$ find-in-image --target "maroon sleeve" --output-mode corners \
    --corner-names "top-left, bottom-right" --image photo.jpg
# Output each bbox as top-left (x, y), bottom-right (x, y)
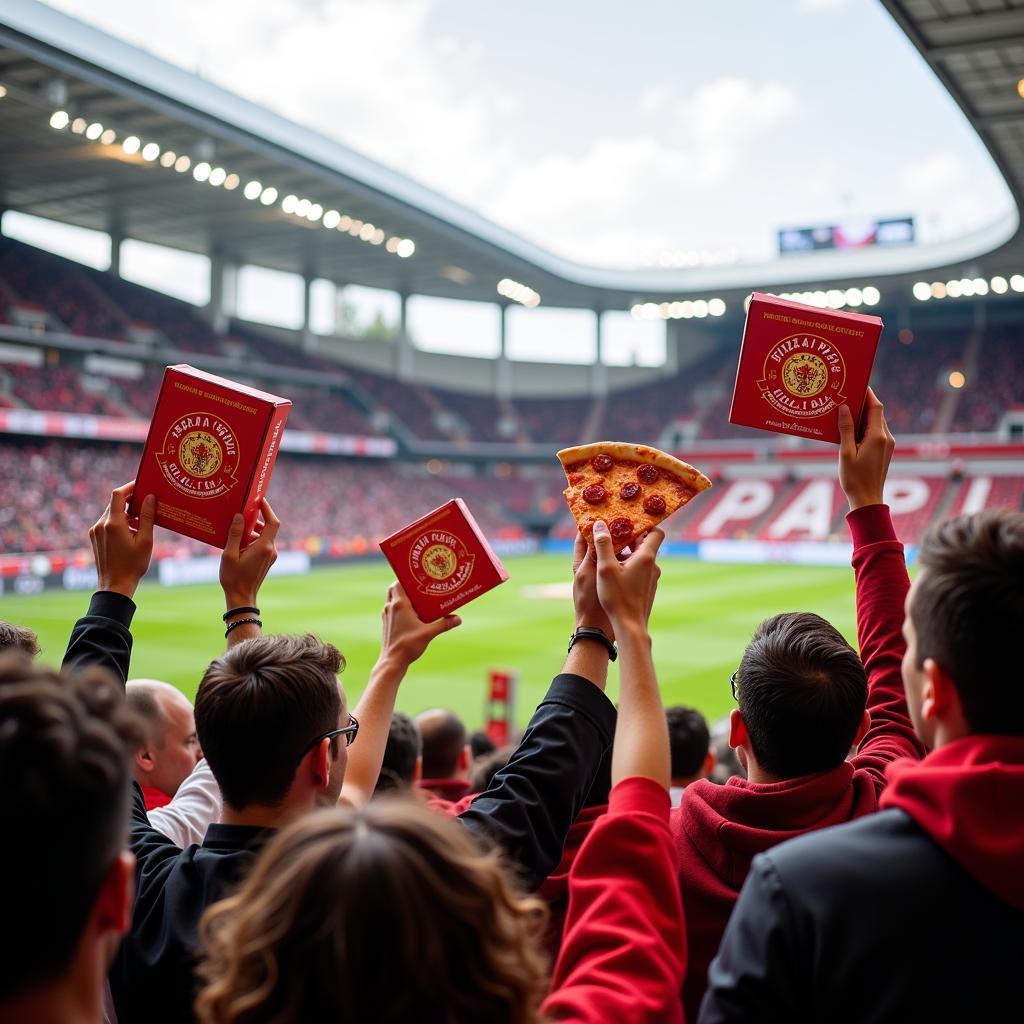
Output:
top-left (542, 777), bottom-right (685, 1024)
top-left (847, 504), bottom-right (927, 791)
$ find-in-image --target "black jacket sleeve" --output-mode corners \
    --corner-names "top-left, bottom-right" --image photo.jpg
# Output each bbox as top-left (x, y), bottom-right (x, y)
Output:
top-left (457, 673), bottom-right (616, 891)
top-left (698, 854), bottom-right (803, 1023)
top-left (62, 591), bottom-right (136, 688)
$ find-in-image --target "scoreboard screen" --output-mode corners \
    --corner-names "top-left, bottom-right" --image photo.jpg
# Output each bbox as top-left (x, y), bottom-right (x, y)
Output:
top-left (778, 217), bottom-right (914, 256)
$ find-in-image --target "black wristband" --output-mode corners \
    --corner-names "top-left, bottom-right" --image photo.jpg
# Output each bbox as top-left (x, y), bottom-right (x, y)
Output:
top-left (568, 626), bottom-right (617, 662)
top-left (223, 606), bottom-right (260, 622)
top-left (225, 617), bottom-right (261, 637)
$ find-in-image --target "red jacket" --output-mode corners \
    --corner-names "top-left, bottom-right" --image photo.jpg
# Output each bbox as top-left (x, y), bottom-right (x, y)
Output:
top-left (673, 502), bottom-right (926, 1017)
top-left (542, 777), bottom-right (685, 1024)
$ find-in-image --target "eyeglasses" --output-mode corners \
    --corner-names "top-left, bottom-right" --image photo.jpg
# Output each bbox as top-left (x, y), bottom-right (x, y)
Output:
top-left (730, 671), bottom-right (739, 701)
top-left (299, 714), bottom-right (359, 760)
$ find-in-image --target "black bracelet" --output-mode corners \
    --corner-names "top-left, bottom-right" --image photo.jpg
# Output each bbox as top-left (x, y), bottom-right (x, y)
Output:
top-left (225, 617), bottom-right (262, 637)
top-left (223, 606), bottom-right (260, 622)
top-left (568, 626), bottom-right (617, 662)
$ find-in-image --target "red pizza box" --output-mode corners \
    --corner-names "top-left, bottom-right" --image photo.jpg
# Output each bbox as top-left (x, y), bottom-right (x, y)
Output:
top-left (379, 498), bottom-right (510, 622)
top-left (729, 292), bottom-right (883, 444)
top-left (128, 364), bottom-right (291, 548)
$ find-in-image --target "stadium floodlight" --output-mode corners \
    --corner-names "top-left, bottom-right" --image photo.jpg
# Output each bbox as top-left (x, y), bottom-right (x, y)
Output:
top-left (100, 128), bottom-right (117, 145)
top-left (307, 203), bottom-right (323, 222)
top-left (1018, 79), bottom-right (1024, 100)
top-left (159, 150), bottom-right (176, 168)
top-left (192, 161), bottom-right (211, 182)
top-left (359, 222), bottom-right (376, 241)
top-left (844, 287), bottom-right (863, 307)
top-left (991, 276), bottom-right (1008, 294)
top-left (338, 215), bottom-right (353, 231)
top-left (826, 289), bottom-right (845, 309)
top-left (396, 239), bottom-right (416, 258)
top-left (224, 174), bottom-right (240, 190)
top-left (347, 219), bottom-right (364, 236)
top-left (142, 142), bottom-right (160, 162)
top-left (668, 302), bottom-right (682, 319)
top-left (174, 154), bottom-right (192, 173)
top-left (49, 110), bottom-right (70, 130)
top-left (385, 235), bottom-right (401, 253)
top-left (243, 180), bottom-right (262, 200)
top-left (122, 135), bottom-right (141, 155)
top-left (259, 186), bottom-right (278, 205)
top-left (931, 281), bottom-right (947, 299)
top-left (208, 167), bottom-right (227, 187)
top-left (0, 84), bottom-right (7, 99)
top-left (862, 286), bottom-right (880, 306)
top-left (912, 282), bottom-right (931, 301)
top-left (1011, 274), bottom-right (1024, 293)
top-left (709, 297), bottom-right (726, 316)
top-left (85, 122), bottom-right (103, 141)
top-left (946, 280), bottom-right (962, 298)
top-left (948, 370), bottom-right (965, 390)
top-left (692, 299), bottom-right (709, 318)
top-left (630, 304), bottom-right (643, 320)
top-left (322, 210), bottom-right (341, 229)
top-left (281, 194), bottom-right (298, 214)
top-left (371, 228), bottom-right (385, 245)
top-left (71, 117), bottom-right (87, 134)
top-left (680, 300), bottom-right (694, 318)
top-left (972, 278), bottom-right (988, 296)
top-left (811, 290), bottom-right (827, 307)
top-left (294, 198), bottom-right (311, 217)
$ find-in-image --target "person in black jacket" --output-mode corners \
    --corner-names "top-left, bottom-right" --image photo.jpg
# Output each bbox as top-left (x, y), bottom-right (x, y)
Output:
top-left (66, 482), bottom-right (618, 1023)
top-left (700, 509), bottom-right (1024, 1023)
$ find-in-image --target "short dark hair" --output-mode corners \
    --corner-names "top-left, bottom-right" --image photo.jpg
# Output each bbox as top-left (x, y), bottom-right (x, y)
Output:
top-left (195, 634), bottom-right (344, 809)
top-left (913, 510), bottom-right (1024, 735)
top-left (666, 705), bottom-right (711, 778)
top-left (0, 654), bottom-right (140, 1000)
top-left (469, 729), bottom-right (497, 761)
top-left (736, 612), bottom-right (867, 778)
top-left (418, 709), bottom-right (467, 779)
top-left (0, 620), bottom-right (40, 658)
top-left (375, 712), bottom-right (422, 795)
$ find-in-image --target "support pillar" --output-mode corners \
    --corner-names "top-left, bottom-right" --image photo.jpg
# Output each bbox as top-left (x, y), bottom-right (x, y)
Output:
top-left (495, 302), bottom-right (512, 399)
top-left (109, 230), bottom-right (123, 278)
top-left (207, 252), bottom-right (229, 335)
top-left (301, 273), bottom-right (315, 351)
top-left (396, 291), bottom-right (414, 381)
top-left (592, 309), bottom-right (608, 396)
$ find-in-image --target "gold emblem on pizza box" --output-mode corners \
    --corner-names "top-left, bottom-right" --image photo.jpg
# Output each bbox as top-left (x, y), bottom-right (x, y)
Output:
top-left (757, 334), bottom-right (847, 418)
top-left (157, 412), bottom-right (241, 500)
top-left (409, 530), bottom-right (475, 596)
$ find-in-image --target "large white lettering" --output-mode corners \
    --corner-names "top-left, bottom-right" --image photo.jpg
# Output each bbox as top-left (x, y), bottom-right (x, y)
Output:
top-left (698, 480), bottom-right (775, 537)
top-left (767, 479), bottom-right (836, 540)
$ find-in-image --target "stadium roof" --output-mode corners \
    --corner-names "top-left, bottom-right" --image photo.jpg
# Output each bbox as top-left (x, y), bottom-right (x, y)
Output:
top-left (0, 0), bottom-right (1021, 311)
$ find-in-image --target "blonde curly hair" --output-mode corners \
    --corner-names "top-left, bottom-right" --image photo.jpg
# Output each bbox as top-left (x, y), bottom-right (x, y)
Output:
top-left (197, 800), bottom-right (549, 1024)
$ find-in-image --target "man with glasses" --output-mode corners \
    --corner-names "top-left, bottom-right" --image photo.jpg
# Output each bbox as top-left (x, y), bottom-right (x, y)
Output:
top-left (672, 391), bottom-right (927, 1019)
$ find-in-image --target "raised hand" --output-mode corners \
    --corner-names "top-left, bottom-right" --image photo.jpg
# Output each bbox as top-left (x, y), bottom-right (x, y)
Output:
top-left (572, 531), bottom-right (615, 639)
top-left (379, 581), bottom-right (461, 669)
top-left (219, 499), bottom-right (280, 611)
top-left (90, 481), bottom-right (156, 599)
top-left (591, 521), bottom-right (664, 635)
top-left (838, 387), bottom-right (895, 511)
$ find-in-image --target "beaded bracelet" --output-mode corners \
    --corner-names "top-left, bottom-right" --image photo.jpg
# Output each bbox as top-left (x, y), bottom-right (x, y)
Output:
top-left (225, 616), bottom-right (262, 637)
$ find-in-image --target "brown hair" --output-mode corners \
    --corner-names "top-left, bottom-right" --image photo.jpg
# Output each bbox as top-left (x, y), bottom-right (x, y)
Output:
top-left (195, 634), bottom-right (344, 809)
top-left (0, 654), bottom-right (141, 999)
top-left (0, 620), bottom-right (40, 658)
top-left (197, 802), bottom-right (549, 1024)
top-left (913, 510), bottom-right (1024, 734)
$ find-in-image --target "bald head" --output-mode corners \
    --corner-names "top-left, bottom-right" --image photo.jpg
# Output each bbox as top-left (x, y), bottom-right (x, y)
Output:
top-left (415, 708), bottom-right (468, 780)
top-left (126, 680), bottom-right (200, 798)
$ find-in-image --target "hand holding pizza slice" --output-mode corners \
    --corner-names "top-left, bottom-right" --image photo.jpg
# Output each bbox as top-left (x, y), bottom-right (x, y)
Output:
top-left (557, 442), bottom-right (712, 553)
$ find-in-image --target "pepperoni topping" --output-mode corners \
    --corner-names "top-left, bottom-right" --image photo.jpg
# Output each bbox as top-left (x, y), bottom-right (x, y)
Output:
top-left (591, 454), bottom-right (614, 473)
top-left (620, 481), bottom-right (641, 500)
top-left (637, 463), bottom-right (660, 484)
top-left (582, 483), bottom-right (607, 504)
top-left (643, 494), bottom-right (667, 516)
top-left (568, 473), bottom-right (585, 485)
top-left (609, 517), bottom-right (634, 541)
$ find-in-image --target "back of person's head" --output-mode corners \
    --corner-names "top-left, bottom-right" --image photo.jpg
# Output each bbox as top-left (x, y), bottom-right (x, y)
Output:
top-left (912, 510), bottom-right (1024, 735)
top-left (374, 711), bottom-right (422, 795)
top-left (416, 707), bottom-right (468, 779)
top-left (0, 620), bottom-right (39, 658)
top-left (736, 611), bottom-right (867, 778)
top-left (198, 802), bottom-right (547, 1024)
top-left (0, 654), bottom-right (140, 1002)
top-left (195, 634), bottom-right (344, 809)
top-left (666, 705), bottom-right (711, 781)
top-left (470, 729), bottom-right (497, 760)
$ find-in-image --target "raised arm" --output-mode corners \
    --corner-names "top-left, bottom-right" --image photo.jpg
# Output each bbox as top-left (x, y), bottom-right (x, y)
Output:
top-left (542, 523), bottom-right (686, 1024)
top-left (340, 583), bottom-right (460, 808)
top-left (63, 482), bottom-right (155, 686)
top-left (458, 532), bottom-right (617, 890)
top-left (838, 390), bottom-right (927, 785)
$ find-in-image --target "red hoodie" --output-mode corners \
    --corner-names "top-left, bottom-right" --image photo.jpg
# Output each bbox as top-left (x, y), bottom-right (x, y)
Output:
top-left (542, 777), bottom-right (685, 1024)
top-left (880, 734), bottom-right (1024, 910)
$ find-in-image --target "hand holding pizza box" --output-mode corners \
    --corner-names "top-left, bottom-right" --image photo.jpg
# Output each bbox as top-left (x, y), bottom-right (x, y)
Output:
top-left (379, 499), bottom-right (509, 622)
top-left (128, 364), bottom-right (291, 549)
top-left (728, 292), bottom-right (883, 444)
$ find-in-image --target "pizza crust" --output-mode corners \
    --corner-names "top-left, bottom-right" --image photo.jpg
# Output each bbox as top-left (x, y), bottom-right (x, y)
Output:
top-left (557, 442), bottom-right (712, 493)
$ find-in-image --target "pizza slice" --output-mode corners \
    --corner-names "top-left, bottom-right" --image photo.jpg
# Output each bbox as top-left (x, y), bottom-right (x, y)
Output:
top-left (557, 442), bottom-right (712, 552)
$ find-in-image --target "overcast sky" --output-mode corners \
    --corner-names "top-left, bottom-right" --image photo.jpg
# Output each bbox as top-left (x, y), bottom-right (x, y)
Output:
top-left (9, 0), bottom-right (1013, 361)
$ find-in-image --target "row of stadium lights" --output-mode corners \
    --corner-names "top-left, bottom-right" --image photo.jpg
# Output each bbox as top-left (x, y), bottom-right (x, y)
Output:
top-left (47, 110), bottom-right (416, 259)
top-left (496, 278), bottom-right (541, 307)
top-left (631, 298), bottom-right (727, 320)
top-left (912, 275), bottom-right (1024, 301)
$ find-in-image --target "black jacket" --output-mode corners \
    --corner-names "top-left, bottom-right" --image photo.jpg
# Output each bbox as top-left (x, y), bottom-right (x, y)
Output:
top-left (65, 592), bottom-right (616, 1024)
top-left (700, 808), bottom-right (1024, 1023)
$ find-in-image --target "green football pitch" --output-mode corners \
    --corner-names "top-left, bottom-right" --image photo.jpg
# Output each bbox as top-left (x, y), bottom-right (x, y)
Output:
top-left (3, 554), bottom-right (860, 730)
